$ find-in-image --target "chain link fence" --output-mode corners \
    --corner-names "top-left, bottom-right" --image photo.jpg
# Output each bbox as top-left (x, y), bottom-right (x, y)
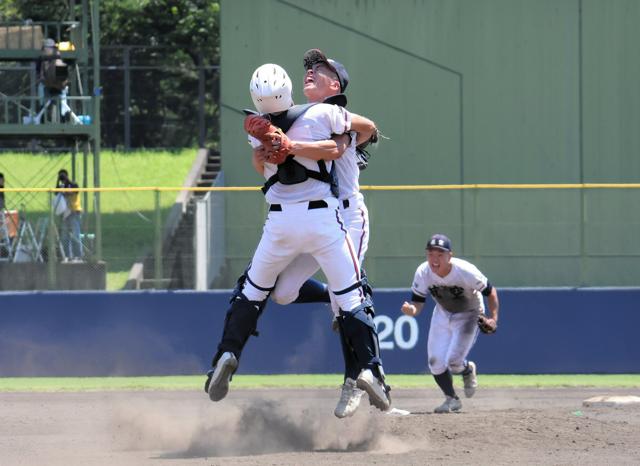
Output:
top-left (101, 46), bottom-right (219, 149)
top-left (0, 188), bottom-right (186, 291)
top-left (3, 184), bottom-right (640, 292)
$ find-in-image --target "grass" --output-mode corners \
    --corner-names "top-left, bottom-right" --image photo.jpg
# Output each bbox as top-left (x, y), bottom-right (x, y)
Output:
top-left (1, 374), bottom-right (639, 392)
top-left (0, 149), bottom-right (198, 289)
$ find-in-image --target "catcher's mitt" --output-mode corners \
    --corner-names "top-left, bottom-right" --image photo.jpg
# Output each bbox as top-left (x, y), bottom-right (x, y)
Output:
top-left (478, 315), bottom-right (497, 334)
top-left (355, 128), bottom-right (378, 170)
top-left (244, 114), bottom-right (292, 164)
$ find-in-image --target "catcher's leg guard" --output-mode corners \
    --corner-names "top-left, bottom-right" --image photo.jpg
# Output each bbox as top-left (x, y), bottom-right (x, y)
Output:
top-left (211, 296), bottom-right (263, 366)
top-left (338, 302), bottom-right (384, 379)
top-left (294, 278), bottom-right (331, 303)
top-left (360, 267), bottom-right (374, 301)
top-left (230, 263), bottom-right (270, 312)
top-left (229, 263), bottom-right (250, 303)
top-left (336, 316), bottom-right (361, 381)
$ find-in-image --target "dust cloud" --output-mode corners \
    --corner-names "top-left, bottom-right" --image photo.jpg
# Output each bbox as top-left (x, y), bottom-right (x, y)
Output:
top-left (110, 397), bottom-right (410, 458)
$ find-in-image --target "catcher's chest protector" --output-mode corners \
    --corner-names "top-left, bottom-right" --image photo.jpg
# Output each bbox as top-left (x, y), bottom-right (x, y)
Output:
top-left (261, 102), bottom-right (339, 197)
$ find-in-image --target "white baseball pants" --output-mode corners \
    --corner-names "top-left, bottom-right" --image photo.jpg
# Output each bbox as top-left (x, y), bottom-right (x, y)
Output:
top-left (242, 197), bottom-right (364, 312)
top-left (269, 194), bottom-right (369, 312)
top-left (427, 307), bottom-right (480, 375)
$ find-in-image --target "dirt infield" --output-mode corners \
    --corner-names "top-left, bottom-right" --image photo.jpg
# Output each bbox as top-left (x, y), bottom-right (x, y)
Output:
top-left (1, 387), bottom-right (639, 465)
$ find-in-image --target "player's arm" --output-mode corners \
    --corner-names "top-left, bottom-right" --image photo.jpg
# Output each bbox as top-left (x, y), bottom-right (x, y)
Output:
top-left (349, 113), bottom-right (377, 146)
top-left (251, 146), bottom-right (267, 175)
top-left (288, 133), bottom-right (351, 161)
top-left (484, 286), bottom-right (499, 324)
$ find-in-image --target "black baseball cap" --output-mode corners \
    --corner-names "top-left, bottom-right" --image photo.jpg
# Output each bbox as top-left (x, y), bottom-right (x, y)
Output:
top-left (426, 234), bottom-right (452, 252)
top-left (303, 48), bottom-right (349, 92)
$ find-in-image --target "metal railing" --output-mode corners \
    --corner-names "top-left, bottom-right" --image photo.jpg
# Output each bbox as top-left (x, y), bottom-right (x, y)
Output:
top-left (0, 94), bottom-right (94, 126)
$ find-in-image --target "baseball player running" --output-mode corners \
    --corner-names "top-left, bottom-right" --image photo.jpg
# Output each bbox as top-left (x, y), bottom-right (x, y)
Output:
top-left (264, 49), bottom-right (379, 418)
top-left (205, 62), bottom-right (391, 413)
top-left (401, 234), bottom-right (499, 413)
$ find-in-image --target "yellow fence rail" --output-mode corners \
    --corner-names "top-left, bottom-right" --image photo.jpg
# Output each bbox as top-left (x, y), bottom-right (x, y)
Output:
top-left (3, 183), bottom-right (640, 193)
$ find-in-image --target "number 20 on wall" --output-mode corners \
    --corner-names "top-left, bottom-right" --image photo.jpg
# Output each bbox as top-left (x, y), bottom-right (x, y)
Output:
top-left (374, 315), bottom-right (419, 350)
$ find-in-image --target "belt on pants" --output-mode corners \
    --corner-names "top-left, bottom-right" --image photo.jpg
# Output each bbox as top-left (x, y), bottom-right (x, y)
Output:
top-left (269, 200), bottom-right (329, 212)
top-left (341, 199), bottom-right (350, 209)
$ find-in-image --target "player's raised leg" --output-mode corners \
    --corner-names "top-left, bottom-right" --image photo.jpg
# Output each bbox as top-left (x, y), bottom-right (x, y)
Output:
top-left (312, 231), bottom-right (390, 412)
top-left (205, 218), bottom-right (299, 402)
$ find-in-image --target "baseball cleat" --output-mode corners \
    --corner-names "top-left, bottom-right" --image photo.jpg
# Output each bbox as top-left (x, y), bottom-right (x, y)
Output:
top-left (462, 361), bottom-right (478, 398)
top-left (356, 369), bottom-right (391, 412)
top-left (434, 396), bottom-right (462, 413)
top-left (206, 352), bottom-right (238, 402)
top-left (334, 377), bottom-right (364, 418)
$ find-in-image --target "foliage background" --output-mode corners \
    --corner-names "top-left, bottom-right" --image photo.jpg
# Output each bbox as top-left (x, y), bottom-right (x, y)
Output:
top-left (1, 0), bottom-right (220, 148)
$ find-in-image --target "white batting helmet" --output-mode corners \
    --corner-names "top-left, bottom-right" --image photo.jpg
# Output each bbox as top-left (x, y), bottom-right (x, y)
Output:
top-left (249, 63), bottom-right (293, 114)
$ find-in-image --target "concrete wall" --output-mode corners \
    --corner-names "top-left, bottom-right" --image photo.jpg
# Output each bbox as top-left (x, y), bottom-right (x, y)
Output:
top-left (1, 289), bottom-right (638, 376)
top-left (216, 0), bottom-right (640, 287)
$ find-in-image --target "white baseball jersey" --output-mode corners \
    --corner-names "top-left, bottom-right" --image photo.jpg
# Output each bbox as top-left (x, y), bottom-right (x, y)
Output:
top-left (410, 257), bottom-right (489, 375)
top-left (269, 129), bottom-right (370, 309)
top-left (242, 104), bottom-right (365, 314)
top-left (411, 258), bottom-right (488, 313)
top-left (249, 103), bottom-right (351, 205)
top-left (334, 133), bottom-right (360, 199)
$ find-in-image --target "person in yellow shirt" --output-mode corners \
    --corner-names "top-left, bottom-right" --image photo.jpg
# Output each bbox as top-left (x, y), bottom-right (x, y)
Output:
top-left (56, 169), bottom-right (83, 261)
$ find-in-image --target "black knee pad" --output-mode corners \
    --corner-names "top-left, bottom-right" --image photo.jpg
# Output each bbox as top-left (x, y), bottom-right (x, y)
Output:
top-left (230, 262), bottom-right (252, 303)
top-left (230, 262), bottom-right (269, 313)
top-left (338, 303), bottom-right (383, 377)
top-left (213, 296), bottom-right (263, 365)
top-left (294, 278), bottom-right (330, 303)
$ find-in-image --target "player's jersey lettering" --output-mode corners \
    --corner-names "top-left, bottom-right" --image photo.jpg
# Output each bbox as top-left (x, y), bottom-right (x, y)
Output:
top-left (428, 285), bottom-right (474, 312)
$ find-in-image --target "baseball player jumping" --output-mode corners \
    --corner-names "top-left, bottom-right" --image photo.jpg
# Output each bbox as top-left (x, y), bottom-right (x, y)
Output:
top-left (401, 234), bottom-right (499, 413)
top-left (205, 62), bottom-right (391, 413)
top-left (265, 49), bottom-right (379, 418)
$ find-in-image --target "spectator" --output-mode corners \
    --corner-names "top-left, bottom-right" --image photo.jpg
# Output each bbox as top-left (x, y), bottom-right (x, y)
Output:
top-left (56, 169), bottom-right (83, 261)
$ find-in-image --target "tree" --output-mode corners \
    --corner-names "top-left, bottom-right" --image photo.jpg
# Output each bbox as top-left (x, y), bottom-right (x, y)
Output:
top-left (4, 0), bottom-right (221, 148)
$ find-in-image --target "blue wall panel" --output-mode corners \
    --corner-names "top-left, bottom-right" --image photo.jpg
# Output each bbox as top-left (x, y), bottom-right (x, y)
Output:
top-left (0, 289), bottom-right (638, 376)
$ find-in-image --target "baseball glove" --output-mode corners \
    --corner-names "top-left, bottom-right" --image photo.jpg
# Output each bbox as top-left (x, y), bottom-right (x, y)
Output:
top-left (478, 315), bottom-right (497, 334)
top-left (244, 114), bottom-right (292, 164)
top-left (355, 128), bottom-right (378, 170)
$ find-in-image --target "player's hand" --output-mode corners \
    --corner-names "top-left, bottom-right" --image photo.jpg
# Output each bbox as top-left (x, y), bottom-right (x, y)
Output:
top-left (478, 315), bottom-right (498, 334)
top-left (401, 301), bottom-right (417, 317)
top-left (262, 130), bottom-right (292, 164)
top-left (264, 130), bottom-right (291, 150)
top-left (254, 146), bottom-right (268, 163)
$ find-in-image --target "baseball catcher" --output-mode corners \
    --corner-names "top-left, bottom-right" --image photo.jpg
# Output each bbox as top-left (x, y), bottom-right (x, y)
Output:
top-left (205, 61), bottom-right (391, 417)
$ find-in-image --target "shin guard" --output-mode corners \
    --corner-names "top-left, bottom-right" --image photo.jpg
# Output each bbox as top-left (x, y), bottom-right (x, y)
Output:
top-left (212, 297), bottom-right (262, 366)
top-left (336, 317), bottom-right (361, 381)
top-left (338, 303), bottom-right (383, 379)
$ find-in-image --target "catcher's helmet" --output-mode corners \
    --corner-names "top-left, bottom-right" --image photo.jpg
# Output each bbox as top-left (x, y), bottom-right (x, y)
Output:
top-left (250, 63), bottom-right (293, 114)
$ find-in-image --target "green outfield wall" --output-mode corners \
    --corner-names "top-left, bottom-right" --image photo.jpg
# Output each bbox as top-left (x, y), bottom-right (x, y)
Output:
top-left (216, 0), bottom-right (640, 287)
